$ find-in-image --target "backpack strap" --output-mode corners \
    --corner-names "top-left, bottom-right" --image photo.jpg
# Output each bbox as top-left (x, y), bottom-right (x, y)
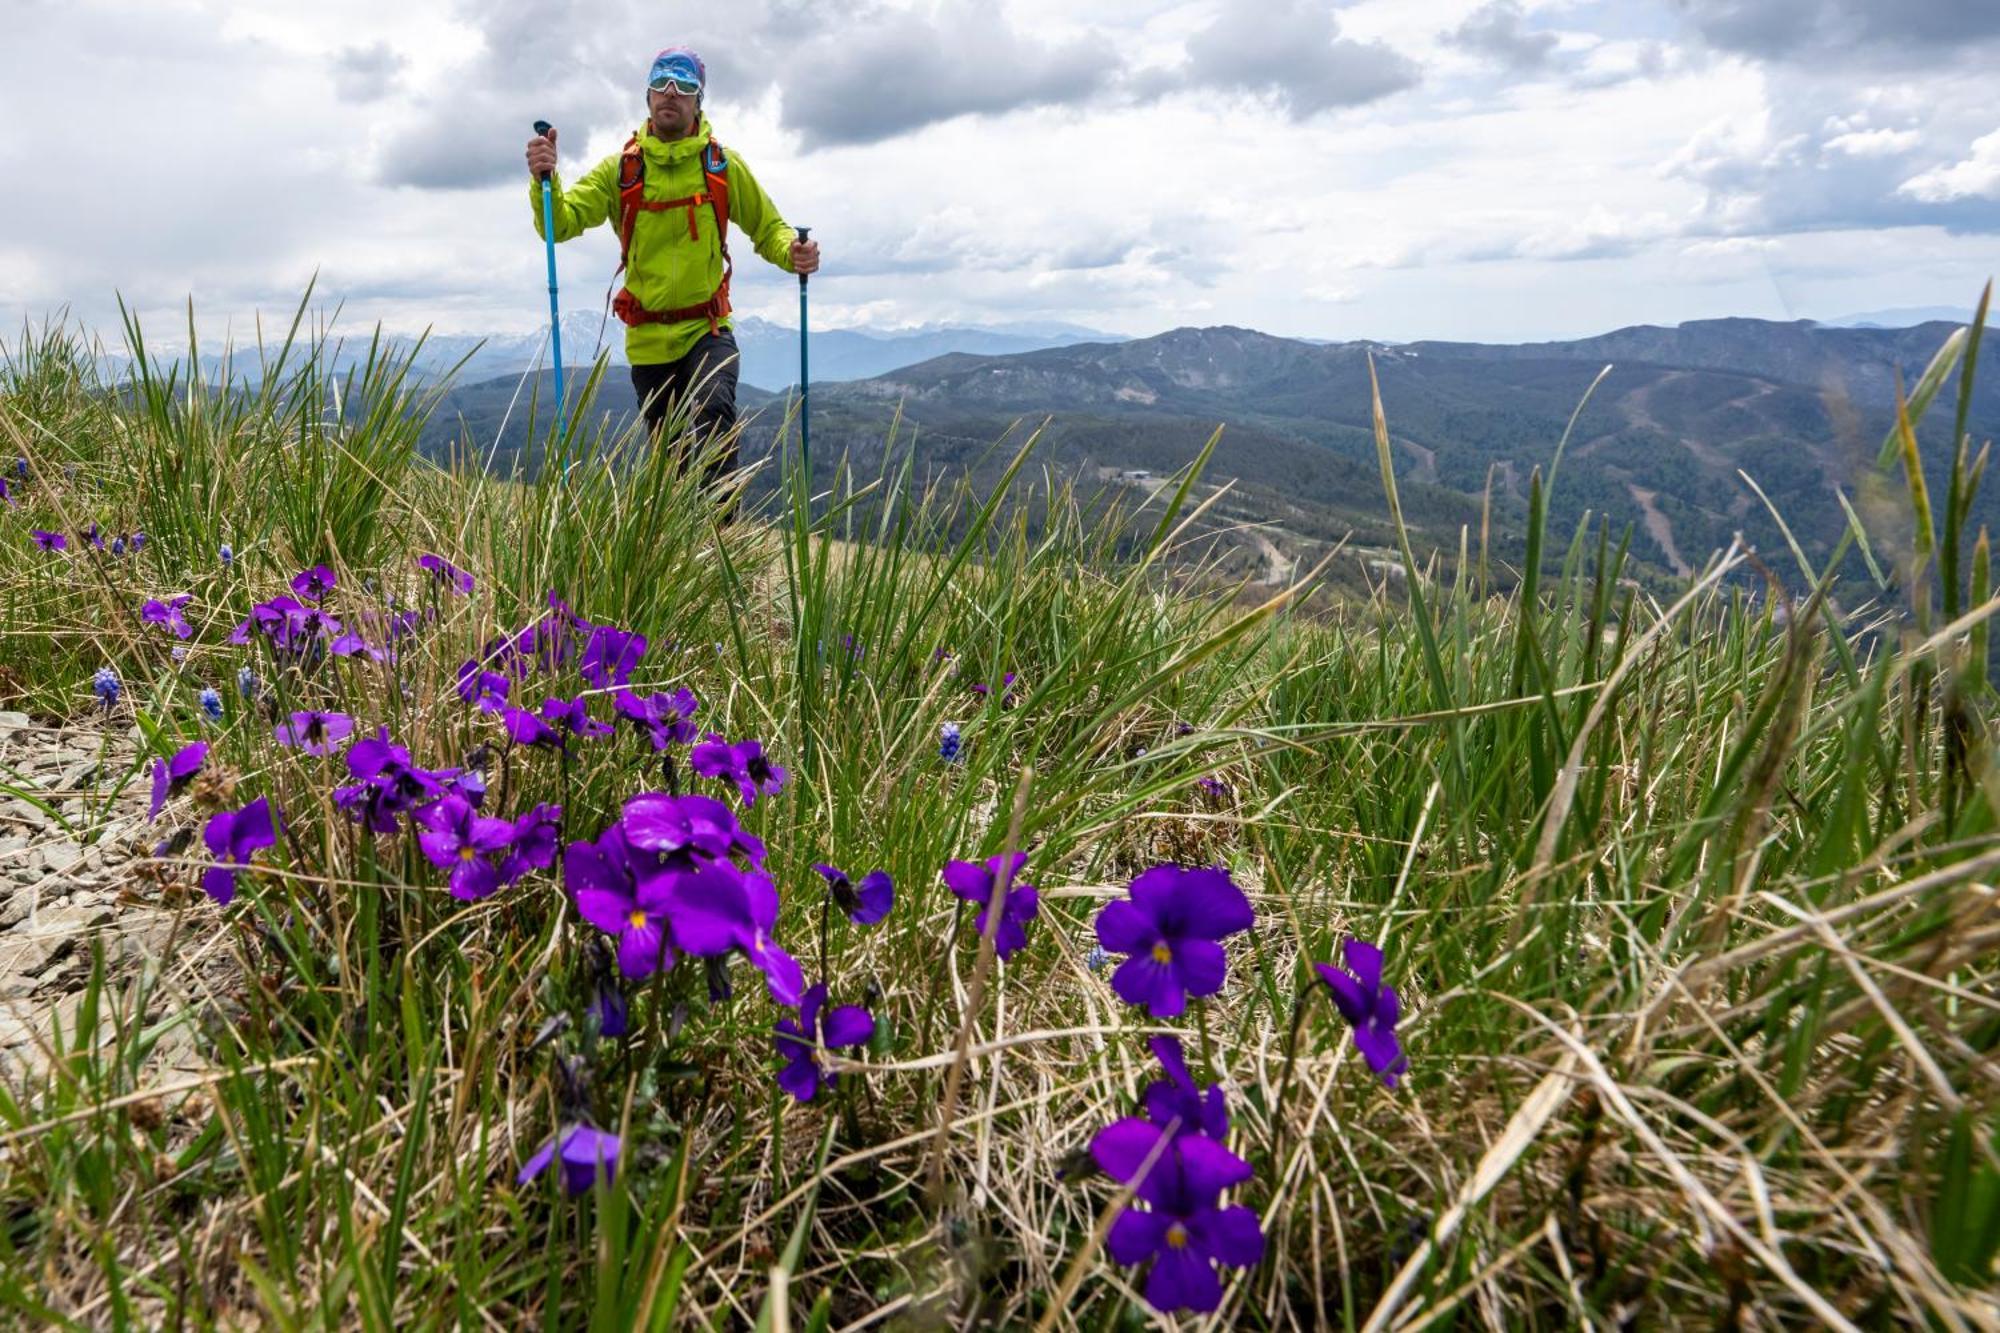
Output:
top-left (612, 133), bottom-right (734, 335)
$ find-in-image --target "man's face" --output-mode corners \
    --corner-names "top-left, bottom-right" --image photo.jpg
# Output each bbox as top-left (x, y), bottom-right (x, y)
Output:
top-left (647, 86), bottom-right (698, 140)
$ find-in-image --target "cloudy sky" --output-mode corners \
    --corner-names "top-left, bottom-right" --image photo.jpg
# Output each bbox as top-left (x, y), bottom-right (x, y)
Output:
top-left (3, 0), bottom-right (1996, 347)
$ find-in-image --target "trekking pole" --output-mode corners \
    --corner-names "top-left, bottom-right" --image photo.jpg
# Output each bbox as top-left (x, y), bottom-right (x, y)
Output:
top-left (532, 120), bottom-right (567, 441)
top-left (796, 226), bottom-right (812, 489)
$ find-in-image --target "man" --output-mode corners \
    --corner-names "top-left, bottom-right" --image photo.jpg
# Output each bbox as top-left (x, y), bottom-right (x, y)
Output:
top-left (524, 46), bottom-right (819, 498)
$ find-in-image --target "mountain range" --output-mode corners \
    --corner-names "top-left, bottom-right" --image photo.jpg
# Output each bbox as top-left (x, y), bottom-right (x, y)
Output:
top-left (418, 311), bottom-right (1992, 592)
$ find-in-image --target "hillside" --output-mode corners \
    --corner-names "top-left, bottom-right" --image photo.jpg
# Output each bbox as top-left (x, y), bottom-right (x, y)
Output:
top-left (422, 315), bottom-right (1995, 588)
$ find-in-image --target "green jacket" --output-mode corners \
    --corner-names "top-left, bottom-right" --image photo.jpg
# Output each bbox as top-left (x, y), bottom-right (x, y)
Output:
top-left (530, 117), bottom-right (797, 366)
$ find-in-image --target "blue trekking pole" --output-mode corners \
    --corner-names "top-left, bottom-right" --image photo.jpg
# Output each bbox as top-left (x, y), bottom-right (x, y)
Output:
top-left (796, 226), bottom-right (811, 488)
top-left (532, 120), bottom-right (566, 431)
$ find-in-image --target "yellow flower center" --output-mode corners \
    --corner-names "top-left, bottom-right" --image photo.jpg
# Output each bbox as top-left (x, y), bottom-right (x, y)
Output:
top-left (1151, 941), bottom-right (1174, 964)
top-left (459, 846), bottom-right (477, 861)
top-left (1165, 1222), bottom-right (1189, 1249)
top-left (628, 909), bottom-right (648, 930)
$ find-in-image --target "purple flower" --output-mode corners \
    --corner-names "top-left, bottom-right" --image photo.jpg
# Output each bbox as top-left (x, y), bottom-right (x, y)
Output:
top-left (614, 687), bottom-right (699, 750)
top-left (970, 671), bottom-right (1017, 697)
top-left (92, 667), bottom-right (121, 711)
top-left (939, 721), bottom-right (962, 763)
top-left (148, 741), bottom-right (209, 821)
top-left (85, 522), bottom-right (104, 550)
top-left (1315, 940), bottom-right (1408, 1088)
top-left (1091, 1118), bottom-right (1263, 1315)
top-left (500, 802), bottom-right (562, 883)
top-left (140, 595), bottom-right (194, 640)
top-left (569, 826), bottom-right (677, 977)
top-left (542, 695), bottom-right (613, 741)
top-left (1195, 775), bottom-right (1231, 798)
top-left (417, 552), bottom-right (474, 595)
top-left (290, 564), bottom-right (337, 602)
top-left (32, 530), bottom-right (67, 552)
top-left (456, 660), bottom-right (510, 712)
top-left (774, 982), bottom-right (874, 1103)
top-left (516, 1123), bottom-right (620, 1195)
top-left (274, 709), bottom-right (355, 756)
top-left (1141, 1035), bottom-right (1228, 1141)
top-left (111, 534), bottom-right (127, 557)
top-left (589, 983), bottom-right (629, 1039)
top-left (1094, 866), bottom-right (1254, 1018)
top-left (502, 705), bottom-right (561, 748)
top-left (200, 796), bottom-right (277, 905)
top-left (661, 864), bottom-right (802, 1004)
top-left (813, 863), bottom-right (894, 926)
top-left (415, 793), bottom-right (517, 900)
top-left (335, 727), bottom-right (446, 834)
top-left (579, 624), bottom-right (647, 689)
top-left (0, 477), bottom-right (11, 507)
top-left (620, 790), bottom-right (767, 866)
top-left (219, 543), bottom-right (233, 568)
top-left (690, 733), bottom-right (787, 807)
top-left (130, 531), bottom-right (146, 552)
top-left (942, 852), bottom-right (1040, 960)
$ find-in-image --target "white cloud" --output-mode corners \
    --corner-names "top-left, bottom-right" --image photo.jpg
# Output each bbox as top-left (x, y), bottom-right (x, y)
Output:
top-left (0, 0), bottom-right (1994, 349)
top-left (1898, 129), bottom-right (2000, 204)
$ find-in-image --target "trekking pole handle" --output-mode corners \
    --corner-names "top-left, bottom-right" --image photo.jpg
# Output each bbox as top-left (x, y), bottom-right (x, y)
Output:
top-left (795, 226), bottom-right (811, 287)
top-left (532, 120), bottom-right (554, 182)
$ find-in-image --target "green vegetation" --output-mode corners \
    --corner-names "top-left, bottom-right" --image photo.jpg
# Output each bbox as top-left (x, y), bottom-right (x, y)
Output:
top-left (0, 289), bottom-right (1994, 1328)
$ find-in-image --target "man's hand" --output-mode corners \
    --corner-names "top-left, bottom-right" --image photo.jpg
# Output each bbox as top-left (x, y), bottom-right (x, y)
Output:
top-left (526, 127), bottom-right (557, 179)
top-left (790, 236), bottom-right (821, 276)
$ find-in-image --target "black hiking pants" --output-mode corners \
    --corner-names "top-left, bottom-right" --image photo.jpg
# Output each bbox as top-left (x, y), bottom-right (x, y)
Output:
top-left (630, 328), bottom-right (740, 497)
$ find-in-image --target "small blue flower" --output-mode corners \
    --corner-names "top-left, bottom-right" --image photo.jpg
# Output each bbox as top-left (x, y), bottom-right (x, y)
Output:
top-left (130, 532), bottom-right (147, 552)
top-left (13, 457), bottom-right (25, 479)
top-left (237, 666), bottom-right (257, 697)
top-left (199, 687), bottom-right (224, 721)
top-left (220, 543), bottom-right (234, 568)
top-left (1086, 944), bottom-right (1111, 972)
top-left (171, 645), bottom-right (188, 663)
top-left (110, 535), bottom-right (127, 557)
top-left (939, 721), bottom-right (962, 763)
top-left (92, 667), bottom-right (121, 711)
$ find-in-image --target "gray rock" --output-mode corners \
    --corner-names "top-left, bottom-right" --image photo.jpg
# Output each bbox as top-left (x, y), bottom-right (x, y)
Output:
top-left (39, 842), bottom-right (86, 877)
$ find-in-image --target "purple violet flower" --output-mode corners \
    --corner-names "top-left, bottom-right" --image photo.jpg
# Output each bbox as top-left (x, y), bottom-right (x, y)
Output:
top-left (590, 983), bottom-right (629, 1039)
top-left (774, 982), bottom-right (874, 1103)
top-left (500, 802), bottom-right (562, 883)
top-left (502, 705), bottom-right (561, 748)
top-left (148, 741), bottom-right (209, 821)
top-left (516, 1123), bottom-right (620, 1195)
top-left (813, 863), bottom-right (895, 926)
top-left (569, 825), bottom-right (677, 978)
top-left (274, 709), bottom-right (355, 756)
top-left (613, 687), bottom-right (699, 750)
top-left (415, 793), bottom-right (516, 900)
top-left (456, 660), bottom-right (510, 712)
top-left (335, 727), bottom-right (446, 834)
top-left (290, 564), bottom-right (337, 602)
top-left (942, 852), bottom-right (1040, 960)
top-left (690, 733), bottom-right (787, 807)
top-left (1094, 865), bottom-right (1254, 1018)
top-left (32, 530), bottom-right (67, 552)
top-left (542, 694), bottom-right (613, 741)
top-left (200, 796), bottom-right (277, 905)
top-left (579, 624), bottom-right (647, 689)
top-left (417, 552), bottom-right (474, 595)
top-left (1090, 1118), bottom-right (1264, 1315)
top-left (140, 596), bottom-right (196, 640)
top-left (1315, 940), bottom-right (1408, 1088)
top-left (1142, 1035), bottom-right (1229, 1141)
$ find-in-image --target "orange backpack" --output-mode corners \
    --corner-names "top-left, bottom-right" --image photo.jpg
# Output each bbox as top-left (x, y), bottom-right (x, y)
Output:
top-left (610, 133), bottom-right (733, 334)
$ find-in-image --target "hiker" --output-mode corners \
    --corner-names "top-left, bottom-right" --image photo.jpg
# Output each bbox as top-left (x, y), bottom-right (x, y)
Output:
top-left (524, 46), bottom-right (819, 497)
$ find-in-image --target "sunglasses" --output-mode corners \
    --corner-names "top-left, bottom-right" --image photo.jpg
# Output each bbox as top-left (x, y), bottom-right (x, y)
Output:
top-left (648, 74), bottom-right (701, 96)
